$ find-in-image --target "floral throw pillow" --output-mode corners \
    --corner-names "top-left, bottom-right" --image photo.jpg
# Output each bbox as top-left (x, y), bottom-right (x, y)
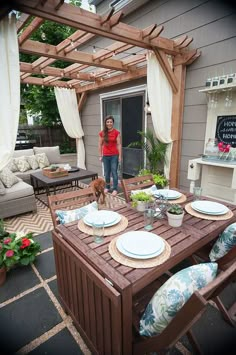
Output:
top-left (26, 155), bottom-right (39, 170)
top-left (35, 153), bottom-right (50, 168)
top-left (209, 223), bottom-right (236, 261)
top-left (14, 156), bottom-right (31, 172)
top-left (139, 262), bottom-right (218, 337)
top-left (56, 201), bottom-right (98, 224)
top-left (0, 167), bottom-right (20, 188)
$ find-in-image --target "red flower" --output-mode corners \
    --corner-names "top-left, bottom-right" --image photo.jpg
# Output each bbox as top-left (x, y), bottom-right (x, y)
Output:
top-left (6, 250), bottom-right (14, 257)
top-left (3, 238), bottom-right (12, 244)
top-left (20, 238), bottom-right (31, 249)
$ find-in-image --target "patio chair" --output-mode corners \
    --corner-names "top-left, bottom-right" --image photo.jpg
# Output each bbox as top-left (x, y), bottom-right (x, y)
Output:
top-left (190, 244), bottom-right (236, 327)
top-left (48, 187), bottom-right (97, 228)
top-left (132, 261), bottom-right (236, 354)
top-left (121, 174), bottom-right (155, 203)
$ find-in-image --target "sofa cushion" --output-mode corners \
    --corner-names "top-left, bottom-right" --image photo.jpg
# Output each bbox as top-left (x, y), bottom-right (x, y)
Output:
top-left (6, 158), bottom-right (19, 172)
top-left (14, 156), bottom-right (31, 172)
top-left (26, 155), bottom-right (39, 170)
top-left (13, 149), bottom-right (34, 158)
top-left (15, 169), bottom-right (39, 185)
top-left (139, 262), bottom-right (218, 337)
top-left (34, 146), bottom-right (61, 164)
top-left (0, 180), bottom-right (6, 195)
top-left (0, 181), bottom-right (34, 202)
top-left (0, 167), bottom-right (20, 188)
top-left (35, 153), bottom-right (50, 168)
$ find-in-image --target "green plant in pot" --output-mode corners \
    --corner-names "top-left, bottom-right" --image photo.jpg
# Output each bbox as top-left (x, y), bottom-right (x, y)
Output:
top-left (138, 169), bottom-right (168, 189)
top-left (166, 204), bottom-right (184, 227)
top-left (131, 191), bottom-right (154, 212)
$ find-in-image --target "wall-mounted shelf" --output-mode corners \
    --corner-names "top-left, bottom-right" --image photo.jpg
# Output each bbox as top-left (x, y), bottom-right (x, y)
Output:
top-left (199, 83), bottom-right (236, 93)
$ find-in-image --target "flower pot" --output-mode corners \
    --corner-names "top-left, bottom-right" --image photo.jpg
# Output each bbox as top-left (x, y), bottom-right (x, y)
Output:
top-left (166, 211), bottom-right (184, 227)
top-left (0, 266), bottom-right (6, 286)
top-left (136, 201), bottom-right (148, 212)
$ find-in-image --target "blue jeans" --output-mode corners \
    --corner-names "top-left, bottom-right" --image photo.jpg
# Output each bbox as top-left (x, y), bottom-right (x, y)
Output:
top-left (102, 155), bottom-right (119, 191)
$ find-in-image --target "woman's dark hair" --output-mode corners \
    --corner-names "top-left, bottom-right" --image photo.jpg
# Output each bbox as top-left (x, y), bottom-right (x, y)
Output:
top-left (103, 115), bottom-right (114, 144)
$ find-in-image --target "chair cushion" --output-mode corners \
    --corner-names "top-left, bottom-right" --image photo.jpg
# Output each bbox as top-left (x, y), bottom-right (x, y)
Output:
top-left (0, 180), bottom-right (6, 195)
top-left (0, 167), bottom-right (20, 188)
top-left (209, 223), bottom-right (236, 262)
top-left (0, 181), bottom-right (34, 202)
top-left (13, 149), bottom-right (34, 158)
top-left (139, 262), bottom-right (218, 337)
top-left (6, 158), bottom-right (19, 172)
top-left (34, 146), bottom-right (61, 164)
top-left (35, 153), bottom-right (50, 168)
top-left (131, 185), bottom-right (157, 196)
top-left (14, 156), bottom-right (31, 172)
top-left (56, 201), bottom-right (98, 225)
top-left (26, 155), bottom-right (39, 170)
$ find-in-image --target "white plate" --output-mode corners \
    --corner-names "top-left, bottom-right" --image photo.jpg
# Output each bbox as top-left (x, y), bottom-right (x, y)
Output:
top-left (154, 189), bottom-right (182, 200)
top-left (118, 231), bottom-right (164, 256)
top-left (191, 201), bottom-right (229, 215)
top-left (116, 238), bottom-right (165, 259)
top-left (83, 210), bottom-right (121, 227)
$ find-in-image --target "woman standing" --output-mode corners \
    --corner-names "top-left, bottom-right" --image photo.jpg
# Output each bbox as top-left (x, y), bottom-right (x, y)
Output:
top-left (98, 116), bottom-right (121, 196)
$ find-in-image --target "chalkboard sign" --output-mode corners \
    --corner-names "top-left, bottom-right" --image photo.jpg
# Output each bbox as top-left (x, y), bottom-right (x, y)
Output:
top-left (215, 115), bottom-right (236, 148)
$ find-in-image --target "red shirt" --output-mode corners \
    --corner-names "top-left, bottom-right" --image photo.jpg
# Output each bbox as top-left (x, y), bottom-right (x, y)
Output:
top-left (99, 129), bottom-right (120, 156)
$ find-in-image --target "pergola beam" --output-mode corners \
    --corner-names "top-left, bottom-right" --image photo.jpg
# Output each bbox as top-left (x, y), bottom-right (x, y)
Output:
top-left (153, 49), bottom-right (178, 94)
top-left (12, 0), bottom-right (179, 55)
top-left (16, 13), bottom-right (31, 32)
top-left (18, 17), bottom-right (44, 44)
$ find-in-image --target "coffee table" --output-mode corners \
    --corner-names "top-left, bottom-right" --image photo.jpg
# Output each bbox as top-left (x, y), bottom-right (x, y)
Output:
top-left (30, 169), bottom-right (98, 206)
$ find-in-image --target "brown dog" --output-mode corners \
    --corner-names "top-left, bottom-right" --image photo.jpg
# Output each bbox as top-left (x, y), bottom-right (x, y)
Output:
top-left (90, 178), bottom-right (106, 204)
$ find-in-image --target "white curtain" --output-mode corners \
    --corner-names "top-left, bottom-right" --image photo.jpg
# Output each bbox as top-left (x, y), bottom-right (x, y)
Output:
top-left (54, 87), bottom-right (86, 169)
top-left (147, 51), bottom-right (173, 179)
top-left (0, 14), bottom-right (20, 170)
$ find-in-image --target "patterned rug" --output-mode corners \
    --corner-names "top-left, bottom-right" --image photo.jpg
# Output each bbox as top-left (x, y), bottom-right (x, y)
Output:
top-left (4, 184), bottom-right (126, 235)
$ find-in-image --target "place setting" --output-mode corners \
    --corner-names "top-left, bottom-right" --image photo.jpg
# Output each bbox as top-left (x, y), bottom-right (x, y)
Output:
top-left (77, 210), bottom-right (129, 239)
top-left (185, 200), bottom-right (233, 220)
top-left (153, 189), bottom-right (187, 204)
top-left (109, 230), bottom-right (171, 268)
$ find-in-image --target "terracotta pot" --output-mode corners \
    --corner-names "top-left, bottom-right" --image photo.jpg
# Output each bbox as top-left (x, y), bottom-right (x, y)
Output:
top-left (0, 266), bottom-right (6, 286)
top-left (166, 211), bottom-right (184, 227)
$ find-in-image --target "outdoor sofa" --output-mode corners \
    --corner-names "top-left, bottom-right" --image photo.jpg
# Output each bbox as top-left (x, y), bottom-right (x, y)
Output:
top-left (0, 146), bottom-right (62, 219)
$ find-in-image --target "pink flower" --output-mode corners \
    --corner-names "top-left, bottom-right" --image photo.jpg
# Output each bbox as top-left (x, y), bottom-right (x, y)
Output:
top-left (3, 238), bottom-right (12, 244)
top-left (6, 250), bottom-right (14, 257)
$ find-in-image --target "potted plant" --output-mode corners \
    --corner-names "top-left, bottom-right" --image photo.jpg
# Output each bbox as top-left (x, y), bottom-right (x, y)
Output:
top-left (0, 231), bottom-right (41, 286)
top-left (153, 173), bottom-right (169, 189)
top-left (131, 191), bottom-right (154, 212)
top-left (166, 204), bottom-right (184, 227)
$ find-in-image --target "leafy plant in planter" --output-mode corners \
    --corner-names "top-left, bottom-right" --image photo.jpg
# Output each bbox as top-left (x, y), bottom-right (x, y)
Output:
top-left (167, 204), bottom-right (184, 227)
top-left (131, 191), bottom-right (154, 209)
top-left (0, 219), bottom-right (9, 241)
top-left (138, 169), bottom-right (168, 189)
top-left (167, 204), bottom-right (184, 215)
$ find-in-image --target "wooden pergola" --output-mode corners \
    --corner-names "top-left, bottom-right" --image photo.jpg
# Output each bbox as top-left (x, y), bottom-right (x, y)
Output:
top-left (0, 0), bottom-right (200, 187)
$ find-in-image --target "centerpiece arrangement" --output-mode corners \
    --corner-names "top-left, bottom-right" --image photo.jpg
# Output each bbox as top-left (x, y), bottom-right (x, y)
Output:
top-left (0, 228), bottom-right (41, 286)
top-left (166, 204), bottom-right (184, 227)
top-left (43, 164), bottom-right (69, 178)
top-left (131, 191), bottom-right (154, 212)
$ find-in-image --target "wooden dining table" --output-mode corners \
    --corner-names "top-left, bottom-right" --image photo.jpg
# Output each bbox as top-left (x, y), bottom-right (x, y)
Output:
top-left (52, 191), bottom-right (236, 355)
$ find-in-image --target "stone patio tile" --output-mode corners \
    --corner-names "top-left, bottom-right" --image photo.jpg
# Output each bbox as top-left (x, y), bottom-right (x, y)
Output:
top-left (34, 249), bottom-right (56, 280)
top-left (34, 231), bottom-right (53, 250)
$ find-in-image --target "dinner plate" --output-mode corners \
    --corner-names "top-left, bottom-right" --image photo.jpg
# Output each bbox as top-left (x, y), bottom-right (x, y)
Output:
top-left (83, 210), bottom-right (121, 227)
top-left (116, 237), bottom-right (165, 259)
top-left (191, 201), bottom-right (229, 215)
top-left (118, 231), bottom-right (164, 256)
top-left (154, 189), bottom-right (182, 200)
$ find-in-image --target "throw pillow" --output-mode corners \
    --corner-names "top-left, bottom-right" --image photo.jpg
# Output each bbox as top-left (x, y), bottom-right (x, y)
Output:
top-left (56, 201), bottom-right (98, 224)
top-left (209, 223), bottom-right (236, 261)
top-left (0, 167), bottom-right (19, 188)
top-left (34, 146), bottom-right (61, 164)
top-left (35, 153), bottom-right (50, 168)
top-left (0, 180), bottom-right (6, 195)
top-left (6, 158), bottom-right (18, 172)
top-left (131, 185), bottom-right (157, 196)
top-left (26, 155), bottom-right (39, 170)
top-left (139, 262), bottom-right (218, 337)
top-left (14, 156), bottom-right (31, 172)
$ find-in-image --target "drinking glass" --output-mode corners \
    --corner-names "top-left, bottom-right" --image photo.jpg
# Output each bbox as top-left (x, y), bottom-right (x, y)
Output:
top-left (92, 222), bottom-right (105, 243)
top-left (144, 208), bottom-right (155, 231)
top-left (193, 187), bottom-right (202, 201)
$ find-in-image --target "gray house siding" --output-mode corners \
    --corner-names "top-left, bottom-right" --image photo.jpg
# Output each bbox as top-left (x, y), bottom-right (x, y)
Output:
top-left (81, 0), bottom-right (236, 189)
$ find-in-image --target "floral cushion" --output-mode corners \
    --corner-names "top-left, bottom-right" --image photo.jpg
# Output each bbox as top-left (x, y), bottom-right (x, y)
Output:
top-left (56, 201), bottom-right (98, 224)
top-left (6, 158), bottom-right (19, 172)
top-left (139, 262), bottom-right (218, 337)
top-left (26, 155), bottom-right (39, 170)
top-left (209, 223), bottom-right (236, 261)
top-left (14, 156), bottom-right (31, 172)
top-left (35, 153), bottom-right (50, 168)
top-left (0, 167), bottom-right (20, 188)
